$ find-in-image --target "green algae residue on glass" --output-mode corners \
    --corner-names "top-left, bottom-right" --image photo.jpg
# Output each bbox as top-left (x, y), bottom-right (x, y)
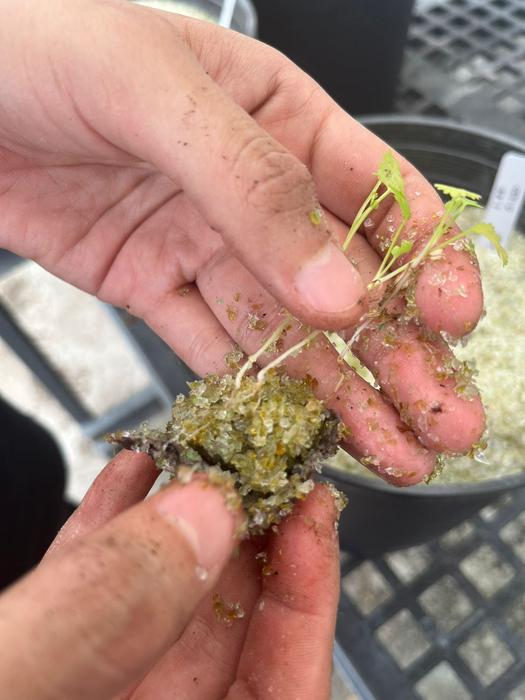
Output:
top-left (108, 371), bottom-right (342, 533)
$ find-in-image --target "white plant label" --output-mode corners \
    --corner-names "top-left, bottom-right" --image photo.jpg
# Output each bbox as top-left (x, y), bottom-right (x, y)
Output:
top-left (484, 150), bottom-right (525, 247)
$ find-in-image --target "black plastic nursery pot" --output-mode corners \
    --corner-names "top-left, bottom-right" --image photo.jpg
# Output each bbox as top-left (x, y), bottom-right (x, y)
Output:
top-left (252, 0), bottom-right (414, 115)
top-left (324, 116), bottom-right (525, 557)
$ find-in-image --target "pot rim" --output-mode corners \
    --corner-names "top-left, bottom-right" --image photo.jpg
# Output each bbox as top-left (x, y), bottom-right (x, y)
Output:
top-left (323, 464), bottom-right (525, 498)
top-left (324, 114), bottom-right (525, 498)
top-left (360, 113), bottom-right (525, 153)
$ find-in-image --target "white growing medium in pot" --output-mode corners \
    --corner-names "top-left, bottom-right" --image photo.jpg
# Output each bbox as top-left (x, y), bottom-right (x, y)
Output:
top-left (438, 232), bottom-right (525, 482)
top-left (330, 232), bottom-right (525, 485)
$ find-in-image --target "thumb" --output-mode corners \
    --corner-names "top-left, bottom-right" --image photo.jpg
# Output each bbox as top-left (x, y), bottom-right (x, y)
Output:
top-left (60, 2), bottom-right (366, 329)
top-left (0, 478), bottom-right (240, 700)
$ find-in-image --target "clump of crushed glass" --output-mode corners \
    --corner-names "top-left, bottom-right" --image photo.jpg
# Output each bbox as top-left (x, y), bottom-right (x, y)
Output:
top-left (108, 370), bottom-right (342, 534)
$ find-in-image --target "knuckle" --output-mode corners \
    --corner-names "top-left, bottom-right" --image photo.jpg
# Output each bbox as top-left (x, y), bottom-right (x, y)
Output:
top-left (232, 134), bottom-right (316, 215)
top-left (186, 326), bottom-right (226, 368)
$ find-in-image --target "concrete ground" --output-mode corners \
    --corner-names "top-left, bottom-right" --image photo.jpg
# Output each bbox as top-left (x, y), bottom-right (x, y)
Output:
top-left (1, 261), bottom-right (152, 501)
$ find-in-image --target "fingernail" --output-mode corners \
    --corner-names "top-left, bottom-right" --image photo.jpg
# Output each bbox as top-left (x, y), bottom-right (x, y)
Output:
top-left (156, 480), bottom-right (237, 573)
top-left (295, 242), bottom-right (365, 315)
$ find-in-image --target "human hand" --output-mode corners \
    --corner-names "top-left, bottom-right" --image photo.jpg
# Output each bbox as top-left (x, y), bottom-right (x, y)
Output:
top-left (0, 0), bottom-right (484, 484)
top-left (0, 451), bottom-right (340, 700)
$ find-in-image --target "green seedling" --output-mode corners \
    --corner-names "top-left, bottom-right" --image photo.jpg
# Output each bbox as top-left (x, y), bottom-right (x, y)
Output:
top-left (370, 176), bottom-right (507, 291)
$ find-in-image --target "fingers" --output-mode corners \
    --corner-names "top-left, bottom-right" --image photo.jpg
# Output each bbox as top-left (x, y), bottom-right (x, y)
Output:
top-left (198, 245), bottom-right (437, 485)
top-left (125, 489), bottom-right (341, 700)
top-left (226, 485), bottom-right (340, 700)
top-left (95, 175), bottom-right (478, 478)
top-left (59, 1), bottom-right (365, 330)
top-left (0, 478), bottom-right (240, 700)
top-left (211, 31), bottom-right (483, 339)
top-left (126, 244), bottom-right (433, 484)
top-left (46, 450), bottom-right (159, 558)
top-left (143, 283), bottom-right (242, 377)
top-left (245, 69), bottom-right (484, 337)
top-left (415, 245), bottom-right (483, 336)
top-left (129, 539), bottom-right (264, 699)
top-left (362, 184), bottom-right (484, 337)
top-left (89, 179), bottom-right (433, 484)
top-left (354, 321), bottom-right (485, 453)
top-left (114, 186), bottom-right (480, 481)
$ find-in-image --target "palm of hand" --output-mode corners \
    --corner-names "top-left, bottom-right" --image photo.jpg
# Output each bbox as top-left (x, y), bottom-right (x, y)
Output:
top-left (0, 2), bottom-right (484, 484)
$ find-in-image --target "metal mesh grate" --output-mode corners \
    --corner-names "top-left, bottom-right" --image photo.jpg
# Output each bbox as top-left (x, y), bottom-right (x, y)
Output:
top-left (335, 4), bottom-right (525, 697)
top-left (337, 491), bottom-right (525, 699)
top-left (395, 0), bottom-right (525, 140)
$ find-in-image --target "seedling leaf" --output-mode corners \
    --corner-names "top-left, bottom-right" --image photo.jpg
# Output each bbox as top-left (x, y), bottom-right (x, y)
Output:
top-left (390, 239), bottom-right (413, 261)
top-left (376, 151), bottom-right (411, 220)
top-left (434, 183), bottom-right (482, 201)
top-left (463, 223), bottom-right (509, 265)
top-left (324, 331), bottom-right (376, 385)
